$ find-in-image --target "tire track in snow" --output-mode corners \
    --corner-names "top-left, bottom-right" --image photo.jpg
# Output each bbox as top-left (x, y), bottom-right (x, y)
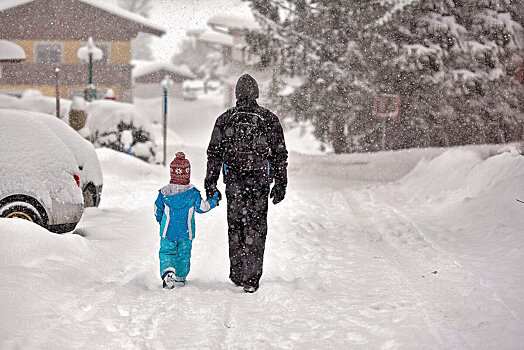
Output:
top-left (258, 186), bottom-right (439, 348)
top-left (343, 186), bottom-right (474, 349)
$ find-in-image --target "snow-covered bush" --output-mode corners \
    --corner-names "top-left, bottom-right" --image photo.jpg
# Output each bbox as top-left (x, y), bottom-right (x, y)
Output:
top-left (86, 100), bottom-right (156, 163)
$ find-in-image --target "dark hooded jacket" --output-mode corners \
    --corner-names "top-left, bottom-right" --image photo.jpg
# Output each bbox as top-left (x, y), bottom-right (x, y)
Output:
top-left (205, 74), bottom-right (288, 187)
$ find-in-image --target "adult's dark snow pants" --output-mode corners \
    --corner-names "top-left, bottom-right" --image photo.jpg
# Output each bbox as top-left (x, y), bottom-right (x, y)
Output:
top-left (226, 183), bottom-right (270, 289)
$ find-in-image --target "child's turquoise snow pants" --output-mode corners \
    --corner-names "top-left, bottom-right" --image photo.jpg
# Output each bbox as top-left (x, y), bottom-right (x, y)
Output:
top-left (159, 238), bottom-right (192, 279)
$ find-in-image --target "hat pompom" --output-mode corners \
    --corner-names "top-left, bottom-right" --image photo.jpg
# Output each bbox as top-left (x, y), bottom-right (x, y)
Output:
top-left (175, 151), bottom-right (185, 160)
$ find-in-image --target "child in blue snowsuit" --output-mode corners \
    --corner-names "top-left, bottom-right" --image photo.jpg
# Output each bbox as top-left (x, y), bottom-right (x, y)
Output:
top-left (154, 152), bottom-right (220, 288)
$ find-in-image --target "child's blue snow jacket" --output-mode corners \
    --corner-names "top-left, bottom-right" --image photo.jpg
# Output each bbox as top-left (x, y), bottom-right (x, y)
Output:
top-left (154, 184), bottom-right (219, 241)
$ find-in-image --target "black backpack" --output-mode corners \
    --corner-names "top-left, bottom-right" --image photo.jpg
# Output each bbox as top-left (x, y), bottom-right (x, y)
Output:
top-left (222, 107), bottom-right (270, 173)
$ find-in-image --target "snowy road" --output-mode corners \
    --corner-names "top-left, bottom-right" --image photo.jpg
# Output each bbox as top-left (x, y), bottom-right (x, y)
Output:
top-left (1, 93), bottom-right (523, 348)
top-left (2, 143), bottom-right (523, 349)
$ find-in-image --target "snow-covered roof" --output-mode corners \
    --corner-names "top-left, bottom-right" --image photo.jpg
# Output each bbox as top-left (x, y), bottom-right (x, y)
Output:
top-left (0, 0), bottom-right (33, 12)
top-left (132, 61), bottom-right (196, 79)
top-left (0, 0), bottom-right (166, 35)
top-left (0, 39), bottom-right (26, 61)
top-left (198, 30), bottom-right (234, 47)
top-left (207, 2), bottom-right (260, 32)
top-left (186, 28), bottom-right (206, 38)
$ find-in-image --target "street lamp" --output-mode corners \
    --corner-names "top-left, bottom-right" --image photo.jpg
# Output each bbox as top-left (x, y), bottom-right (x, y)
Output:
top-left (77, 37), bottom-right (103, 101)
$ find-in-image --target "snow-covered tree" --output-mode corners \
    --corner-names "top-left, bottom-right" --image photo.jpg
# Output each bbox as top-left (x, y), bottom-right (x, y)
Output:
top-left (248, 0), bottom-right (524, 152)
top-left (248, 1), bottom-right (377, 152)
top-left (172, 38), bottom-right (222, 79)
top-left (119, 0), bottom-right (154, 61)
top-left (376, 0), bottom-right (524, 148)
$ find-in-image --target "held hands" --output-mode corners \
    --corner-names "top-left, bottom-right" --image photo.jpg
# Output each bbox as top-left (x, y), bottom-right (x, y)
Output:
top-left (206, 184), bottom-right (222, 201)
top-left (270, 184), bottom-right (286, 205)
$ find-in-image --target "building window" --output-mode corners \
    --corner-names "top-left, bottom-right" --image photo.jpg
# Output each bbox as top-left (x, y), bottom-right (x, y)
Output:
top-left (35, 43), bottom-right (62, 64)
top-left (97, 43), bottom-right (111, 64)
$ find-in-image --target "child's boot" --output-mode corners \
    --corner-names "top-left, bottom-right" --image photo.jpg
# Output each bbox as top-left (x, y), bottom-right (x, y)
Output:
top-left (174, 276), bottom-right (186, 287)
top-left (163, 272), bottom-right (176, 289)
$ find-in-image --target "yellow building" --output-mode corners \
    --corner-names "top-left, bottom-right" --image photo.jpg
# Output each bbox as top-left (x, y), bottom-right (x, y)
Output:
top-left (0, 0), bottom-right (165, 102)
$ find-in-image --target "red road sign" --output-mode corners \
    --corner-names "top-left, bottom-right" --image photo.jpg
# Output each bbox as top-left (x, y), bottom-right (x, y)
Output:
top-left (373, 94), bottom-right (401, 119)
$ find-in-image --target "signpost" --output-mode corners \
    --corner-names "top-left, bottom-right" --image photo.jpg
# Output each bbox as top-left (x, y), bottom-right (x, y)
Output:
top-left (373, 94), bottom-right (401, 151)
top-left (161, 75), bottom-right (172, 166)
top-left (55, 67), bottom-right (60, 118)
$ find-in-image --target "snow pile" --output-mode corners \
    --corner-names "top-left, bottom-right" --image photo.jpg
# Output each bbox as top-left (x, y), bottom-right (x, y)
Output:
top-left (289, 146), bottom-right (450, 182)
top-left (399, 146), bottom-right (524, 204)
top-left (96, 148), bottom-right (164, 184)
top-left (0, 90), bottom-right (71, 118)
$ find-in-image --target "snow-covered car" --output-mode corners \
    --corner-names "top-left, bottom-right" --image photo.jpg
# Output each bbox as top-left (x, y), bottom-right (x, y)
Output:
top-left (0, 109), bottom-right (84, 232)
top-left (37, 112), bottom-right (103, 207)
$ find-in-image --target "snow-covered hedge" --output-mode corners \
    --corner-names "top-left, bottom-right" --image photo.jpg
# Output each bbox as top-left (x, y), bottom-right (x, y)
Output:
top-left (86, 100), bottom-right (156, 162)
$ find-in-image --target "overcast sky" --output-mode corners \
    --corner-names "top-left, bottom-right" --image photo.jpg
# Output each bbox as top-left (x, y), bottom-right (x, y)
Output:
top-left (146, 0), bottom-right (240, 61)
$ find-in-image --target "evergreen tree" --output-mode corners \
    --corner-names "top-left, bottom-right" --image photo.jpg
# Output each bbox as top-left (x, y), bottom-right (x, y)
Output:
top-left (377, 0), bottom-right (524, 148)
top-left (248, 0), bottom-right (524, 152)
top-left (249, 0), bottom-right (383, 152)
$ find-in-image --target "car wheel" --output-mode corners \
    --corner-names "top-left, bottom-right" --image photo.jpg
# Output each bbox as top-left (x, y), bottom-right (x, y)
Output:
top-left (83, 185), bottom-right (96, 208)
top-left (0, 201), bottom-right (43, 225)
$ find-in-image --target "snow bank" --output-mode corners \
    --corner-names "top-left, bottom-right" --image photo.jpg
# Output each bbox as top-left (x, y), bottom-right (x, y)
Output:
top-left (399, 145), bottom-right (524, 203)
top-left (0, 211), bottom-right (159, 349)
top-left (374, 144), bottom-right (524, 342)
top-left (0, 219), bottom-right (87, 268)
top-left (289, 146), bottom-right (450, 183)
top-left (0, 91), bottom-right (71, 118)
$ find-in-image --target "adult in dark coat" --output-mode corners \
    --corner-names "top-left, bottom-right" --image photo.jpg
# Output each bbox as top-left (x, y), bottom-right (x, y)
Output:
top-left (205, 74), bottom-right (288, 293)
